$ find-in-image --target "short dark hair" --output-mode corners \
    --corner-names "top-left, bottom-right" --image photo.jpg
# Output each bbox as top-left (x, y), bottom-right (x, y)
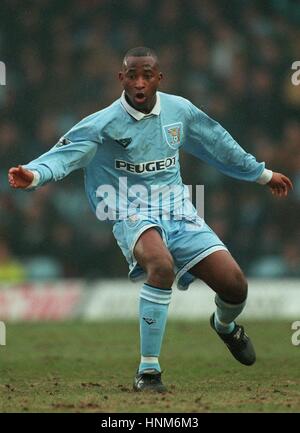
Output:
top-left (123, 47), bottom-right (159, 66)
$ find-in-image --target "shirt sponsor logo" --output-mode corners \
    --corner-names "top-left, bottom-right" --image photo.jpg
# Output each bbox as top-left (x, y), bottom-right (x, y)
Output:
top-left (115, 156), bottom-right (176, 174)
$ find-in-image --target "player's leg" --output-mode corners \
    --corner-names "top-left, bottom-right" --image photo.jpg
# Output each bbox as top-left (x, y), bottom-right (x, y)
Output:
top-left (133, 227), bottom-right (174, 391)
top-left (190, 250), bottom-right (247, 333)
top-left (190, 249), bottom-right (247, 304)
top-left (190, 250), bottom-right (255, 365)
top-left (134, 227), bottom-right (175, 288)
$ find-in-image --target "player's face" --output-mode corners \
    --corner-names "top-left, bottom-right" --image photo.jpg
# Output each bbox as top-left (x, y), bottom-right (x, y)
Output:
top-left (119, 56), bottom-right (162, 114)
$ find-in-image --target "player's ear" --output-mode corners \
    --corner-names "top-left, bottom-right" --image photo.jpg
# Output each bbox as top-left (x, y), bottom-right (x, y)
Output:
top-left (158, 72), bottom-right (163, 83)
top-left (118, 71), bottom-right (124, 83)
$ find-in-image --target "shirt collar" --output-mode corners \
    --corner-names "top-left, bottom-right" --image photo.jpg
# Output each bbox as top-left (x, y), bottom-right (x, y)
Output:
top-left (120, 91), bottom-right (161, 121)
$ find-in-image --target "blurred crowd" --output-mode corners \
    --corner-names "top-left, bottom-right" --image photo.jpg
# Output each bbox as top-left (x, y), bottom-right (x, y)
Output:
top-left (1, 0), bottom-right (300, 282)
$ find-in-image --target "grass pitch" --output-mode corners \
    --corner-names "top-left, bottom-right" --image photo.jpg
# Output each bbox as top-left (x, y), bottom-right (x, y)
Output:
top-left (0, 320), bottom-right (299, 413)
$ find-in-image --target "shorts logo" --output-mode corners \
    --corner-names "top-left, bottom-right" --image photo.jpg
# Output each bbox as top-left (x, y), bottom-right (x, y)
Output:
top-left (163, 122), bottom-right (183, 149)
top-left (127, 214), bottom-right (139, 226)
top-left (115, 156), bottom-right (176, 174)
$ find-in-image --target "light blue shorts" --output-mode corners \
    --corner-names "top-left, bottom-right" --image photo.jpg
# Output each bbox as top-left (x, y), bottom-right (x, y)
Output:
top-left (112, 208), bottom-right (228, 291)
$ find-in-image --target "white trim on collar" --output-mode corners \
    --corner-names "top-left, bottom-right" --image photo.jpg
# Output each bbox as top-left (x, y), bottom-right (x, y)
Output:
top-left (120, 91), bottom-right (161, 121)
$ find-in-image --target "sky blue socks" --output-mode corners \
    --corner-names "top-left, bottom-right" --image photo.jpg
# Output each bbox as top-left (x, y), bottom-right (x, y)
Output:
top-left (214, 294), bottom-right (246, 334)
top-left (138, 283), bottom-right (172, 373)
top-left (138, 284), bottom-right (246, 372)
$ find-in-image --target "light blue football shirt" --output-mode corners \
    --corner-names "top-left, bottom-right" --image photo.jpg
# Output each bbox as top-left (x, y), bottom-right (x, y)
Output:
top-left (24, 91), bottom-right (266, 222)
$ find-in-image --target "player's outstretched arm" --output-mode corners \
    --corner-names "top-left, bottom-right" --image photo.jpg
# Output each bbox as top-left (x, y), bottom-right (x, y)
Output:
top-left (7, 129), bottom-right (98, 190)
top-left (267, 172), bottom-right (293, 198)
top-left (8, 165), bottom-right (34, 189)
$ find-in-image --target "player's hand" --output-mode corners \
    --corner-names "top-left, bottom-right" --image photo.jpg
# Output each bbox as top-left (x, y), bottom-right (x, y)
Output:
top-left (8, 165), bottom-right (34, 189)
top-left (267, 172), bottom-right (293, 198)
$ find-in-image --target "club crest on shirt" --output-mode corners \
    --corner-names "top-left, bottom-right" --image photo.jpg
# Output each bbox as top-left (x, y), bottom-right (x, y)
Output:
top-left (163, 122), bottom-right (183, 149)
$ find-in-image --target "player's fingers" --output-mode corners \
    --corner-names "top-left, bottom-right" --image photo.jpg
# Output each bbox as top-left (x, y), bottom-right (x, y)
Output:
top-left (8, 167), bottom-right (20, 187)
top-left (8, 167), bottom-right (19, 175)
top-left (277, 182), bottom-right (286, 195)
top-left (283, 186), bottom-right (288, 197)
top-left (280, 185), bottom-right (287, 197)
top-left (271, 188), bottom-right (277, 196)
top-left (271, 187), bottom-right (281, 197)
top-left (281, 175), bottom-right (293, 190)
top-left (8, 171), bottom-right (15, 181)
top-left (279, 180), bottom-right (291, 197)
top-left (8, 174), bottom-right (17, 188)
top-left (275, 184), bottom-right (289, 198)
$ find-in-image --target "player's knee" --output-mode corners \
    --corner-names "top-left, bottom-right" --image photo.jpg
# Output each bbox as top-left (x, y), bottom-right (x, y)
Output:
top-left (147, 257), bottom-right (175, 288)
top-left (228, 269), bottom-right (248, 303)
top-left (220, 269), bottom-right (248, 304)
